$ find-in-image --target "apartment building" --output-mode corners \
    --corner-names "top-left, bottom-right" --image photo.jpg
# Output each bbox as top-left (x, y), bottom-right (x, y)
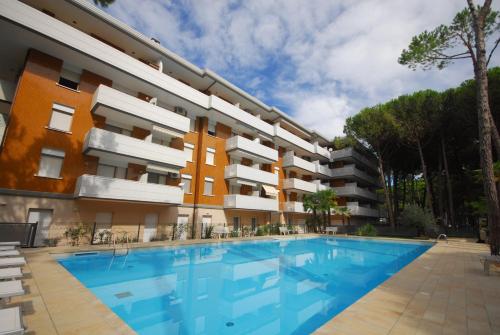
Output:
top-left (0, 0), bottom-right (379, 245)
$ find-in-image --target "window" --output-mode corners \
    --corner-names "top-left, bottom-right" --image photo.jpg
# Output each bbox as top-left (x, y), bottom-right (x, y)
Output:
top-left (48, 103), bottom-right (74, 132)
top-left (58, 66), bottom-right (81, 90)
top-left (251, 218), bottom-right (257, 232)
top-left (147, 173), bottom-right (166, 184)
top-left (184, 143), bottom-right (194, 162)
top-left (205, 147), bottom-right (215, 165)
top-left (37, 148), bottom-right (64, 178)
top-left (204, 177), bottom-right (214, 196)
top-left (207, 121), bottom-right (216, 136)
top-left (105, 124), bottom-right (131, 136)
top-left (233, 217), bottom-right (240, 232)
top-left (97, 164), bottom-right (126, 179)
top-left (181, 174), bottom-right (192, 193)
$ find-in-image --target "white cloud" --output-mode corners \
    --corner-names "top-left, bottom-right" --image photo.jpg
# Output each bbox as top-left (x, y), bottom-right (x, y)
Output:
top-left (104, 0), bottom-right (500, 139)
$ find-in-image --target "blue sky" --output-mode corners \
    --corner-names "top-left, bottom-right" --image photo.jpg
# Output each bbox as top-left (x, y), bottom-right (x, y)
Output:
top-left (102, 0), bottom-right (500, 139)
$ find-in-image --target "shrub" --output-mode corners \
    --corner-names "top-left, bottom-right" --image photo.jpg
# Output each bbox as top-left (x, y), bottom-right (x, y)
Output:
top-left (356, 224), bottom-right (377, 237)
top-left (255, 226), bottom-right (267, 236)
top-left (268, 222), bottom-right (280, 235)
top-left (64, 223), bottom-right (89, 246)
top-left (202, 225), bottom-right (214, 239)
top-left (399, 204), bottom-right (436, 236)
top-left (230, 230), bottom-right (240, 238)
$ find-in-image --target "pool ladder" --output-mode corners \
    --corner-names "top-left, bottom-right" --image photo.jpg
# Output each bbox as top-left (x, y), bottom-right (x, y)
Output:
top-left (436, 234), bottom-right (448, 243)
top-left (112, 233), bottom-right (130, 256)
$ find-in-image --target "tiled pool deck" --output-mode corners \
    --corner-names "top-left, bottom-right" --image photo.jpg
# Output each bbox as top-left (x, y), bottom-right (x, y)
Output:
top-left (5, 236), bottom-right (500, 335)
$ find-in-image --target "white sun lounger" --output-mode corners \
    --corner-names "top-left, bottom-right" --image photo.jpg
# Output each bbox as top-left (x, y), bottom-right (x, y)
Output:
top-left (0, 268), bottom-right (22, 281)
top-left (0, 258), bottom-right (26, 268)
top-left (0, 251), bottom-right (20, 257)
top-left (0, 280), bottom-right (24, 299)
top-left (279, 227), bottom-right (289, 235)
top-left (0, 246), bottom-right (16, 251)
top-left (0, 242), bottom-right (20, 246)
top-left (0, 306), bottom-right (25, 335)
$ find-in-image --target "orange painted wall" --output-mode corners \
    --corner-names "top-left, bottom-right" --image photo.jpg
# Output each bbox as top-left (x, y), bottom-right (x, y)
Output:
top-left (0, 50), bottom-right (111, 194)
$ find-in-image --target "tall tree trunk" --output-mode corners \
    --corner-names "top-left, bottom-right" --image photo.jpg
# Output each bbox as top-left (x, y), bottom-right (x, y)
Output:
top-left (490, 113), bottom-right (500, 158)
top-left (328, 207), bottom-right (331, 227)
top-left (313, 208), bottom-right (317, 233)
top-left (411, 173), bottom-right (416, 204)
top-left (402, 174), bottom-right (407, 211)
top-left (468, 0), bottom-right (500, 255)
top-left (416, 139), bottom-right (434, 216)
top-left (441, 136), bottom-right (455, 228)
top-left (438, 151), bottom-right (445, 227)
top-left (394, 172), bottom-right (399, 219)
top-left (377, 154), bottom-right (395, 228)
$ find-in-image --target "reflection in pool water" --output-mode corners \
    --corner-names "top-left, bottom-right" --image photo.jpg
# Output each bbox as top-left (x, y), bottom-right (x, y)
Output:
top-left (58, 237), bottom-right (432, 335)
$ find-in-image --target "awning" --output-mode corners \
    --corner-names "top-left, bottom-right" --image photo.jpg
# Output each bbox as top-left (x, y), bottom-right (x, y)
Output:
top-left (146, 164), bottom-right (179, 175)
top-left (236, 180), bottom-right (257, 187)
top-left (262, 185), bottom-right (279, 197)
top-left (152, 125), bottom-right (184, 140)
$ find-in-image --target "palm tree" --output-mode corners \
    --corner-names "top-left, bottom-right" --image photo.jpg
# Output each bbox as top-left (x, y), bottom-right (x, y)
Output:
top-left (336, 206), bottom-right (352, 226)
top-left (303, 193), bottom-right (321, 233)
top-left (317, 189), bottom-right (338, 230)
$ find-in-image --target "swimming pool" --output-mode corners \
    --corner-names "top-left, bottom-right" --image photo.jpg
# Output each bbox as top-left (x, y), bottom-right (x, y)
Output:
top-left (58, 237), bottom-right (432, 335)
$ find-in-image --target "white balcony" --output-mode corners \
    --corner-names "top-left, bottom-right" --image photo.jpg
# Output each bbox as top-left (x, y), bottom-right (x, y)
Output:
top-left (284, 201), bottom-right (306, 213)
top-left (333, 183), bottom-right (378, 201)
top-left (331, 164), bottom-right (380, 186)
top-left (91, 85), bottom-right (190, 138)
top-left (282, 152), bottom-right (316, 174)
top-left (224, 164), bottom-right (278, 186)
top-left (331, 147), bottom-right (378, 171)
top-left (315, 182), bottom-right (331, 192)
top-left (225, 136), bottom-right (278, 163)
top-left (282, 178), bottom-right (317, 194)
top-left (209, 96), bottom-right (275, 137)
top-left (314, 161), bottom-right (332, 177)
top-left (347, 202), bottom-right (380, 217)
top-left (75, 174), bottom-right (184, 204)
top-left (83, 128), bottom-right (186, 170)
top-left (314, 142), bottom-right (331, 160)
top-left (224, 194), bottom-right (278, 211)
top-left (274, 125), bottom-right (315, 154)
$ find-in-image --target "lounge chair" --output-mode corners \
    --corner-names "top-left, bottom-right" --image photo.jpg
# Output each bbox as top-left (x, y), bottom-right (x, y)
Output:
top-left (213, 226), bottom-right (229, 239)
top-left (0, 258), bottom-right (26, 268)
top-left (0, 280), bottom-right (24, 299)
top-left (279, 227), bottom-right (289, 235)
top-left (0, 251), bottom-right (20, 258)
top-left (0, 242), bottom-right (20, 246)
top-left (0, 306), bottom-right (25, 335)
top-left (0, 246), bottom-right (16, 251)
top-left (325, 227), bottom-right (338, 235)
top-left (480, 255), bottom-right (500, 275)
top-left (0, 268), bottom-right (23, 281)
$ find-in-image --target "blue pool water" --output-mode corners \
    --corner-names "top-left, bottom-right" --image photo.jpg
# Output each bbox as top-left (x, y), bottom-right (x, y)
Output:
top-left (58, 237), bottom-right (432, 335)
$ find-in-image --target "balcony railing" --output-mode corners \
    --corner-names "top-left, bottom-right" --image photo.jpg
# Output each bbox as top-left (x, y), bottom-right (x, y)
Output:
top-left (75, 174), bottom-right (184, 204)
top-left (224, 194), bottom-right (278, 211)
top-left (333, 184), bottom-right (378, 201)
top-left (83, 128), bottom-right (186, 169)
top-left (274, 125), bottom-right (315, 154)
top-left (314, 161), bottom-right (332, 177)
top-left (225, 136), bottom-right (278, 163)
top-left (91, 84), bottom-right (190, 138)
top-left (330, 164), bottom-right (380, 186)
top-left (282, 152), bottom-right (316, 174)
top-left (330, 147), bottom-right (378, 171)
top-left (346, 202), bottom-right (379, 217)
top-left (282, 178), bottom-right (317, 193)
top-left (284, 201), bottom-right (306, 213)
top-left (224, 164), bottom-right (278, 186)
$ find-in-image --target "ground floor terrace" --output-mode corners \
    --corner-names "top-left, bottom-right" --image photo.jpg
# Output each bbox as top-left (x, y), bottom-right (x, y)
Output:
top-left (0, 194), bottom-right (376, 246)
top-left (4, 237), bottom-right (499, 335)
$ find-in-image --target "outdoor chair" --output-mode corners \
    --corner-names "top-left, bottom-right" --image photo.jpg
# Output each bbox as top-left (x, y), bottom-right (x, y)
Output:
top-left (0, 306), bottom-right (25, 335)
top-left (0, 258), bottom-right (26, 268)
top-left (0, 280), bottom-right (24, 300)
top-left (0, 268), bottom-right (23, 281)
top-left (325, 227), bottom-right (338, 235)
top-left (279, 227), bottom-right (289, 235)
top-left (0, 251), bottom-right (20, 258)
top-left (0, 242), bottom-right (20, 247)
top-left (480, 255), bottom-right (500, 276)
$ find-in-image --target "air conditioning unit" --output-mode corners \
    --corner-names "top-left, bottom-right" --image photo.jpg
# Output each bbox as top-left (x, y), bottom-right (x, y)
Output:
top-left (149, 97), bottom-right (157, 105)
top-left (174, 106), bottom-right (187, 116)
top-left (168, 172), bottom-right (180, 179)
